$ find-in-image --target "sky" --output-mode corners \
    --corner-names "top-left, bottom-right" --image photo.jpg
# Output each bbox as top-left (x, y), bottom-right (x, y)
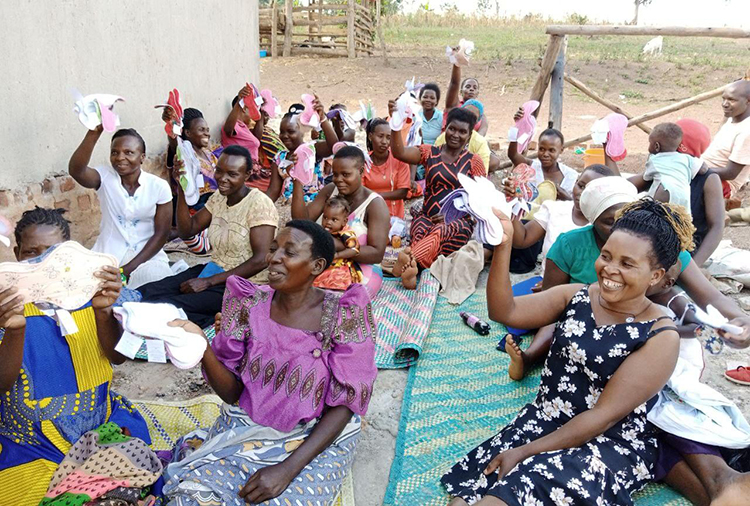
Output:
top-left (400, 0), bottom-right (750, 28)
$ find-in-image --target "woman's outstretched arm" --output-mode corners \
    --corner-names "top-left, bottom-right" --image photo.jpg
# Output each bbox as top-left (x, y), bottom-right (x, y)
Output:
top-left (487, 211), bottom-right (580, 329)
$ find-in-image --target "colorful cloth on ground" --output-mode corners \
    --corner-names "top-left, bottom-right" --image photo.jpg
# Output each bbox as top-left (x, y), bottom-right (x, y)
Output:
top-left (314, 228), bottom-right (363, 290)
top-left (442, 287), bottom-right (668, 505)
top-left (162, 403), bottom-right (360, 506)
top-left (0, 304), bottom-right (150, 506)
top-left (212, 277), bottom-right (377, 432)
top-left (133, 395), bottom-right (355, 506)
top-left (410, 144), bottom-right (485, 268)
top-left (372, 271), bottom-right (440, 369)
top-left (363, 152), bottom-right (412, 219)
top-left (384, 289), bottom-right (690, 506)
top-left (40, 422), bottom-right (162, 506)
top-left (203, 189), bottom-right (279, 276)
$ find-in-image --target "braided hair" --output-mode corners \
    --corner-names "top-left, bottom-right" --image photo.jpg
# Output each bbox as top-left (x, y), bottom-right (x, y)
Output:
top-left (612, 198), bottom-right (695, 270)
top-left (365, 118), bottom-right (389, 151)
top-left (14, 207), bottom-right (71, 245)
top-left (181, 108), bottom-right (204, 140)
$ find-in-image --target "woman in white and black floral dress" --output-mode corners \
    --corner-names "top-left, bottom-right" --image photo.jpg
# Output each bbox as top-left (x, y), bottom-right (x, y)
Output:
top-left (442, 199), bottom-right (695, 506)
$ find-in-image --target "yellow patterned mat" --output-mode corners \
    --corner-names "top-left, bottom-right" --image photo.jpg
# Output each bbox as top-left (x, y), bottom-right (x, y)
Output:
top-left (134, 395), bottom-right (355, 506)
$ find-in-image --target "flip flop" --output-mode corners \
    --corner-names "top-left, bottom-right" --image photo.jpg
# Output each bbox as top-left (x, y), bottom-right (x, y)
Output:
top-left (725, 366), bottom-right (750, 386)
top-left (0, 241), bottom-right (118, 310)
top-left (497, 334), bottom-right (524, 352)
top-left (605, 113), bottom-right (629, 161)
top-left (515, 100), bottom-right (540, 152)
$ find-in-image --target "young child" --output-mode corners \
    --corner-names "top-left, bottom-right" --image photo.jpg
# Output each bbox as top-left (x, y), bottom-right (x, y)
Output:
top-left (313, 196), bottom-right (363, 290)
top-left (363, 118), bottom-right (411, 219)
top-left (419, 83), bottom-right (443, 146)
top-left (505, 108), bottom-right (579, 200)
top-left (637, 122), bottom-right (705, 213)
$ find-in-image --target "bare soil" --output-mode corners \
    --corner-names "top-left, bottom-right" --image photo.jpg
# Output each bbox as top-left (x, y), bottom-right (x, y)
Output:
top-left (111, 55), bottom-right (750, 506)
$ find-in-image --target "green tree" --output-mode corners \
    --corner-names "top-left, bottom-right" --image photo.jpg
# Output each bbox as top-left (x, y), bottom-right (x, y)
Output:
top-left (477, 0), bottom-right (501, 17)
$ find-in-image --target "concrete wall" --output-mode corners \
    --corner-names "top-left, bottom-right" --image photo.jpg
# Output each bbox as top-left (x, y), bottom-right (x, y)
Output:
top-left (0, 0), bottom-right (260, 190)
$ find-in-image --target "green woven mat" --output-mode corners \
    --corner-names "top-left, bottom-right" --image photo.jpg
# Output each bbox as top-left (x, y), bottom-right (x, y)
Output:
top-left (384, 291), bottom-right (690, 505)
top-left (373, 271), bottom-right (440, 369)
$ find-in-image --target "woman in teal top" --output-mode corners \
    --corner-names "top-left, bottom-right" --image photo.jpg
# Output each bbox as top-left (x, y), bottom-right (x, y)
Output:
top-left (505, 177), bottom-right (750, 383)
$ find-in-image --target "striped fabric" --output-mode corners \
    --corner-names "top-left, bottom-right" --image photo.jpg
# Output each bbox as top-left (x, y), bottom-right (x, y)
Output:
top-left (410, 144), bottom-right (485, 268)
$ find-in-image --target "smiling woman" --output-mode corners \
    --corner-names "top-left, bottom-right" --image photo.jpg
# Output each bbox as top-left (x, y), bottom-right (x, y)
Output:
top-left (161, 220), bottom-right (377, 506)
top-left (390, 106), bottom-right (486, 289)
top-left (442, 198), bottom-right (694, 506)
top-left (139, 145), bottom-right (278, 328)
top-left (68, 126), bottom-right (174, 289)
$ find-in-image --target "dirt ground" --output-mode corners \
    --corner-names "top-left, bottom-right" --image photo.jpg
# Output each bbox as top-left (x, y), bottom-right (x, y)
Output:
top-left (111, 55), bottom-right (750, 506)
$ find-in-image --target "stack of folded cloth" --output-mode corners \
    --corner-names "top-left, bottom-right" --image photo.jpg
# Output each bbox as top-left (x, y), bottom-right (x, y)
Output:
top-left (440, 173), bottom-right (513, 246)
top-left (113, 302), bottom-right (207, 369)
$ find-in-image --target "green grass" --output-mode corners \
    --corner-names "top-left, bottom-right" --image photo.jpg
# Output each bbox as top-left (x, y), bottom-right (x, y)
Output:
top-left (382, 12), bottom-right (750, 70)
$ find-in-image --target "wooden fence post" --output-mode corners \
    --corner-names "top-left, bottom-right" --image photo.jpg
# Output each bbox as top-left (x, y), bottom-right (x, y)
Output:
top-left (529, 35), bottom-right (564, 116)
top-left (270, 0), bottom-right (278, 58)
top-left (549, 35), bottom-right (567, 129)
top-left (283, 0), bottom-right (293, 57)
top-left (347, 0), bottom-right (356, 58)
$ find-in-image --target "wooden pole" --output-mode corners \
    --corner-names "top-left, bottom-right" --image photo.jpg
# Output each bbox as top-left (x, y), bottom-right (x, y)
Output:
top-left (283, 0), bottom-right (293, 57)
top-left (498, 82), bottom-right (729, 170)
top-left (376, 0), bottom-right (389, 66)
top-left (270, 0), bottom-right (278, 58)
top-left (564, 74), bottom-right (652, 134)
top-left (546, 25), bottom-right (750, 39)
top-left (549, 36), bottom-right (567, 129)
top-left (529, 35), bottom-right (564, 116)
top-left (347, 0), bottom-right (356, 58)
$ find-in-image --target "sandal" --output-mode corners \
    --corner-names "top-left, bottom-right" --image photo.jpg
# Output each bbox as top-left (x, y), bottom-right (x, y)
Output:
top-left (725, 366), bottom-right (750, 386)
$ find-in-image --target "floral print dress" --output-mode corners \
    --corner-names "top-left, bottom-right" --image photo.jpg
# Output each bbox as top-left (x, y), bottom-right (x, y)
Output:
top-left (441, 287), bottom-right (675, 506)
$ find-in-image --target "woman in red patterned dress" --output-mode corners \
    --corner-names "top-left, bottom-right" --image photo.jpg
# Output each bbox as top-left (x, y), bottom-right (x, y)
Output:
top-left (389, 107), bottom-right (486, 288)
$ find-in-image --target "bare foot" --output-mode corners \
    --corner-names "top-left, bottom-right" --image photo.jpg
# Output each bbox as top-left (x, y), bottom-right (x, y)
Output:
top-left (712, 472), bottom-right (750, 506)
top-left (401, 258), bottom-right (418, 290)
top-left (505, 335), bottom-right (527, 381)
top-left (393, 247), bottom-right (412, 277)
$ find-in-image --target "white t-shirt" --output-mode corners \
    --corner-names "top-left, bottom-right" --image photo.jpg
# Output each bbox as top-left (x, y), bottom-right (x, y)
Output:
top-left (531, 159), bottom-right (578, 194)
top-left (92, 166), bottom-right (172, 264)
top-left (533, 200), bottom-right (585, 273)
top-left (701, 116), bottom-right (750, 196)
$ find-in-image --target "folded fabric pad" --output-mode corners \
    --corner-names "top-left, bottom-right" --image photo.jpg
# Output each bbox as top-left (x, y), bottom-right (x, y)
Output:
top-left (440, 174), bottom-right (512, 246)
top-left (0, 241), bottom-right (118, 310)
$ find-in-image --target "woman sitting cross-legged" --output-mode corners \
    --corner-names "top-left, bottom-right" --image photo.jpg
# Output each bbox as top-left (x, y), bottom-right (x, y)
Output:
top-left (139, 145), bottom-right (278, 328)
top-left (161, 220), bottom-right (377, 506)
top-left (442, 198), bottom-right (693, 505)
top-left (390, 107), bottom-right (486, 289)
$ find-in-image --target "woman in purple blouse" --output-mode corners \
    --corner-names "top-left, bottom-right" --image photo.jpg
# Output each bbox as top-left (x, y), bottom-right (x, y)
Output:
top-left (162, 220), bottom-right (378, 506)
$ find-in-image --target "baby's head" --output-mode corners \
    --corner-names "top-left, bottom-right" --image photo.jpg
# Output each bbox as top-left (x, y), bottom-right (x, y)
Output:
top-left (321, 196), bottom-right (351, 234)
top-left (645, 257), bottom-right (682, 298)
top-left (648, 123), bottom-right (683, 155)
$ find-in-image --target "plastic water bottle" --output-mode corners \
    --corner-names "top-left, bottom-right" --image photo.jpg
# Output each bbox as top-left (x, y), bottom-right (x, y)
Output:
top-left (460, 312), bottom-right (491, 335)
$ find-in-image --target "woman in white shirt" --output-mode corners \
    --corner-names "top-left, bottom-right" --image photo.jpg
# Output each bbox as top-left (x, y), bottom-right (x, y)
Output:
top-left (69, 125), bottom-right (173, 289)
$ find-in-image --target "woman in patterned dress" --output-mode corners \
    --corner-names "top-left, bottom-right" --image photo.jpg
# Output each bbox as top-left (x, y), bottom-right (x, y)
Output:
top-left (162, 220), bottom-right (377, 506)
top-left (442, 199), bottom-right (696, 506)
top-left (390, 107), bottom-right (486, 289)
